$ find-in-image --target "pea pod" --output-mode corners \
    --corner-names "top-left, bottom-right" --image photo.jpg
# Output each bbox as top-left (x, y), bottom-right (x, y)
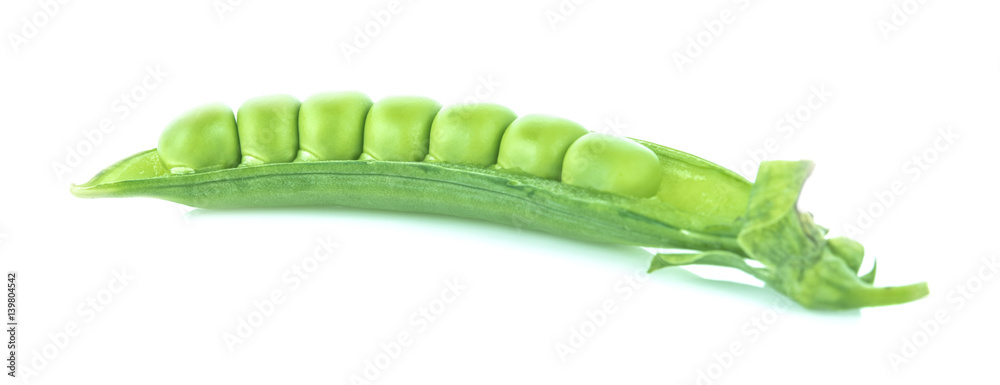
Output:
top-left (70, 92), bottom-right (928, 310)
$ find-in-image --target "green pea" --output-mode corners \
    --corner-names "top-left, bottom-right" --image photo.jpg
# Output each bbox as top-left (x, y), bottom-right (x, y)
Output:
top-left (426, 103), bottom-right (517, 166)
top-left (157, 102), bottom-right (240, 174)
top-left (360, 96), bottom-right (442, 162)
top-left (296, 91), bottom-right (372, 161)
top-left (496, 114), bottom-right (588, 180)
top-left (561, 133), bottom-right (661, 198)
top-left (236, 94), bottom-right (301, 165)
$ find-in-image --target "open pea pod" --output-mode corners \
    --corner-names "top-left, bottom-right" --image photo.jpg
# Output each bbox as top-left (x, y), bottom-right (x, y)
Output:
top-left (71, 92), bottom-right (928, 310)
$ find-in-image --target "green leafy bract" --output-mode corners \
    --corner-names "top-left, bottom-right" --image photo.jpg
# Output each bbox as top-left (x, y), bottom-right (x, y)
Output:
top-left (649, 161), bottom-right (928, 310)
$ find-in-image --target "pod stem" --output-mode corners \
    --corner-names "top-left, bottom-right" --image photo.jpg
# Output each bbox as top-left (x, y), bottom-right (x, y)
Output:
top-left (648, 160), bottom-right (928, 310)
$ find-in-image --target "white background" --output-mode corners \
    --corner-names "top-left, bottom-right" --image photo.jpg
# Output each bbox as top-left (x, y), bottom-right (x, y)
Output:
top-left (1, 0), bottom-right (998, 384)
